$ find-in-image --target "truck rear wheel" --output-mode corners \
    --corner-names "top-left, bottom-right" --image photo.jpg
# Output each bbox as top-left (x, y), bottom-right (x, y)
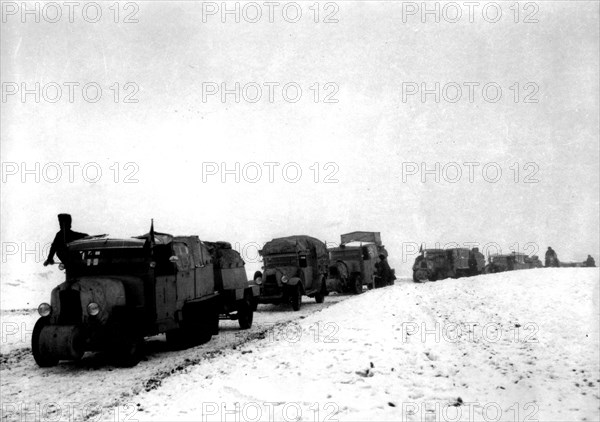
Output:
top-left (314, 279), bottom-right (326, 304)
top-left (195, 306), bottom-right (217, 345)
top-left (32, 317), bottom-right (58, 367)
top-left (351, 275), bottom-right (363, 294)
top-left (237, 298), bottom-right (253, 330)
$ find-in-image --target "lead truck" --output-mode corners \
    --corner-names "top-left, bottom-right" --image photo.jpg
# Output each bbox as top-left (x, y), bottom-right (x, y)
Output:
top-left (32, 226), bottom-right (258, 367)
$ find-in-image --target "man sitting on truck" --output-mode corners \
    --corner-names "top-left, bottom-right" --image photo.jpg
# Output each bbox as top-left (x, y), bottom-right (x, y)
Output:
top-left (43, 213), bottom-right (88, 268)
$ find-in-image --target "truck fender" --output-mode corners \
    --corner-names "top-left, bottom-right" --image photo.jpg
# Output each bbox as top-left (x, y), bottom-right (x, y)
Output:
top-left (234, 288), bottom-right (245, 301)
top-left (246, 285), bottom-right (260, 298)
top-left (287, 277), bottom-right (302, 287)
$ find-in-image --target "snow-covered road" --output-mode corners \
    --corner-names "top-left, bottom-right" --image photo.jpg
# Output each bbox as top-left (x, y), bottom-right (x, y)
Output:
top-left (1, 269), bottom-right (599, 422)
top-left (133, 268), bottom-right (599, 422)
top-left (0, 294), bottom-right (352, 422)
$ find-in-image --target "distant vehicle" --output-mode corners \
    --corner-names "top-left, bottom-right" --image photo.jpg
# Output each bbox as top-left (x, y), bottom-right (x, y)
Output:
top-left (525, 255), bottom-right (544, 268)
top-left (413, 247), bottom-right (485, 282)
top-left (484, 252), bottom-right (539, 273)
top-left (32, 227), bottom-right (257, 367)
top-left (559, 262), bottom-right (584, 268)
top-left (254, 235), bottom-right (329, 311)
top-left (326, 231), bottom-right (391, 293)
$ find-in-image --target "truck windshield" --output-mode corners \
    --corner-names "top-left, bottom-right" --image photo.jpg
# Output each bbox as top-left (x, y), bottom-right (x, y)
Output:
top-left (264, 253), bottom-right (298, 268)
top-left (67, 247), bottom-right (150, 276)
top-left (330, 249), bottom-right (361, 261)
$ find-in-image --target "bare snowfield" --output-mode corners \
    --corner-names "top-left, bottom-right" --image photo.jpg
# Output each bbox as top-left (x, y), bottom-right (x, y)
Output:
top-left (1, 268), bottom-right (599, 422)
top-left (135, 268), bottom-right (600, 422)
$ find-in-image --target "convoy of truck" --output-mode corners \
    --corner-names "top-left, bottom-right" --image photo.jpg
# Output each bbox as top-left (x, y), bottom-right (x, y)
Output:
top-left (31, 223), bottom-right (592, 367)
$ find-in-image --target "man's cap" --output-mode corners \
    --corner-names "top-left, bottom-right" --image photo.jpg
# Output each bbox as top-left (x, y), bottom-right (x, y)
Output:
top-left (58, 213), bottom-right (72, 222)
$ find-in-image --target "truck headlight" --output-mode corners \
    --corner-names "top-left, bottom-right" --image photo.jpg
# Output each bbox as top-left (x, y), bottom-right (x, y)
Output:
top-left (87, 302), bottom-right (100, 316)
top-left (38, 303), bottom-right (51, 317)
top-left (255, 276), bottom-right (262, 285)
top-left (281, 275), bottom-right (289, 284)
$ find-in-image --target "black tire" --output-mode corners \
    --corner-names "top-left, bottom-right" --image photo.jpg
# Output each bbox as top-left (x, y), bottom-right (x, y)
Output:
top-left (166, 329), bottom-right (185, 347)
top-left (291, 284), bottom-right (302, 311)
top-left (314, 278), bottom-right (326, 304)
top-left (195, 306), bottom-right (216, 345)
top-left (351, 275), bottom-right (363, 294)
top-left (367, 282), bottom-right (374, 290)
top-left (237, 298), bottom-right (254, 330)
top-left (32, 317), bottom-right (58, 367)
top-left (112, 335), bottom-right (144, 367)
top-left (109, 309), bottom-right (144, 367)
top-left (168, 304), bottom-right (216, 348)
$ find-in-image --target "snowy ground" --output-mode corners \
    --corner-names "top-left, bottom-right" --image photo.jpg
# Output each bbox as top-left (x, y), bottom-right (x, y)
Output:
top-left (0, 294), bottom-right (352, 422)
top-left (134, 269), bottom-right (599, 422)
top-left (1, 269), bottom-right (599, 422)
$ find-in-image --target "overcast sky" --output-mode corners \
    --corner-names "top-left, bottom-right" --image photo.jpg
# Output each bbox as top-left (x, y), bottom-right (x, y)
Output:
top-left (1, 1), bottom-right (598, 278)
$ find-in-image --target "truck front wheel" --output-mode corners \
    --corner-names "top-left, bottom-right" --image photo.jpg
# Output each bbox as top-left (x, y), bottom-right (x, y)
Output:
top-left (32, 317), bottom-right (58, 367)
top-left (109, 310), bottom-right (144, 367)
top-left (314, 279), bottom-right (326, 304)
top-left (291, 285), bottom-right (302, 311)
top-left (112, 335), bottom-right (143, 367)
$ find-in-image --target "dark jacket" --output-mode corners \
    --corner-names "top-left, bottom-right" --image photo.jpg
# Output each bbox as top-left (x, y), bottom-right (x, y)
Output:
top-left (48, 229), bottom-right (88, 264)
